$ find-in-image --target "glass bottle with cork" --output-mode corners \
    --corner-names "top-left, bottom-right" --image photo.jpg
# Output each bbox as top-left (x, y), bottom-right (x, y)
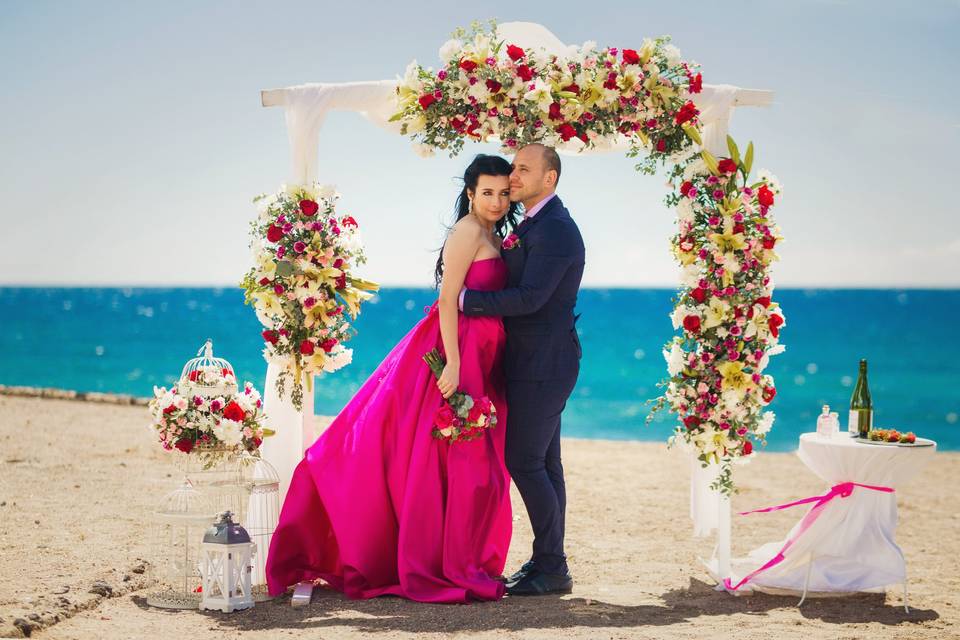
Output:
top-left (849, 359), bottom-right (873, 438)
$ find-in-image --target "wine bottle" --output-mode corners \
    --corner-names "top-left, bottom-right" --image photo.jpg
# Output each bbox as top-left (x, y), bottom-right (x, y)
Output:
top-left (849, 359), bottom-right (873, 438)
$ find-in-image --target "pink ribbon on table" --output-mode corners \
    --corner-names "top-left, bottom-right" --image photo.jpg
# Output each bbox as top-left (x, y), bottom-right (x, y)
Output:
top-left (723, 481), bottom-right (895, 591)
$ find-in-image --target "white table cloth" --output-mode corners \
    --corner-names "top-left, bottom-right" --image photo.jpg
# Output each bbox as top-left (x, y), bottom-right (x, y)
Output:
top-left (725, 432), bottom-right (936, 596)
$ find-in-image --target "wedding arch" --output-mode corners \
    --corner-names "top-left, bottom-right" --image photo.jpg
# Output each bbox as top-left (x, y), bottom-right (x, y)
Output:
top-left (252, 21), bottom-right (784, 589)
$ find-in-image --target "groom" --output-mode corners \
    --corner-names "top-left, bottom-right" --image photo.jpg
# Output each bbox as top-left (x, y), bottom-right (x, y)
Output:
top-left (460, 143), bottom-right (585, 595)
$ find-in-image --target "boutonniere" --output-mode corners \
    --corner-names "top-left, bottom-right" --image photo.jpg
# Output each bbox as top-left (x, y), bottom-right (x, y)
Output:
top-left (502, 233), bottom-right (521, 251)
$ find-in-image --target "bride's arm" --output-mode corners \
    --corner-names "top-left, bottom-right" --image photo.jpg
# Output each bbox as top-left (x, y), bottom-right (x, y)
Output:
top-left (435, 221), bottom-right (481, 398)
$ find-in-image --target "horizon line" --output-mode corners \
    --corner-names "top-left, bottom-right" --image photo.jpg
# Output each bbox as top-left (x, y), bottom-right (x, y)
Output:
top-left (2, 283), bottom-right (959, 291)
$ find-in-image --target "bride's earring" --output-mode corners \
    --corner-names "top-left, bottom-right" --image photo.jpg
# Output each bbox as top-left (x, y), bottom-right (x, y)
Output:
top-left (468, 197), bottom-right (475, 216)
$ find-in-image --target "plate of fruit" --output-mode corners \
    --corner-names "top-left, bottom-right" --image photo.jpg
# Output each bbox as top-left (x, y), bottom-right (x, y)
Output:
top-left (862, 429), bottom-right (934, 447)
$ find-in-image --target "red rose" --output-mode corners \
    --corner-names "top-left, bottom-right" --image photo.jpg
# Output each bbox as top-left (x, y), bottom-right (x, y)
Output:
top-left (733, 223), bottom-right (745, 234)
top-left (163, 404), bottom-right (177, 415)
top-left (262, 330), bottom-right (279, 345)
top-left (266, 224), bottom-right (283, 243)
top-left (674, 101), bottom-right (699, 125)
top-left (557, 123), bottom-right (578, 142)
top-left (718, 158), bottom-right (738, 174)
top-left (562, 83), bottom-right (580, 94)
top-left (690, 288), bottom-right (707, 304)
top-left (459, 59), bottom-right (478, 73)
top-left (335, 274), bottom-right (347, 290)
top-left (742, 440), bottom-right (753, 455)
top-left (467, 403), bottom-right (484, 423)
top-left (222, 401), bottom-right (246, 422)
top-left (689, 73), bottom-right (702, 94)
top-left (622, 49), bottom-right (640, 65)
top-left (683, 415), bottom-right (701, 431)
top-left (762, 237), bottom-right (776, 250)
top-left (221, 368), bottom-right (233, 378)
top-left (680, 181), bottom-right (694, 197)
top-left (485, 79), bottom-right (502, 94)
top-left (548, 102), bottom-right (563, 121)
top-left (320, 338), bottom-right (338, 353)
top-left (758, 185), bottom-right (775, 207)
top-left (299, 199), bottom-right (319, 216)
top-left (435, 404), bottom-right (457, 429)
top-left (754, 296), bottom-right (771, 308)
top-left (768, 314), bottom-right (784, 338)
top-left (252, 437), bottom-right (263, 449)
top-left (683, 315), bottom-right (701, 333)
top-left (762, 386), bottom-right (777, 403)
top-left (418, 93), bottom-right (437, 110)
top-left (506, 44), bottom-right (525, 61)
top-left (300, 340), bottom-right (315, 355)
top-left (341, 216), bottom-right (358, 228)
top-left (656, 139), bottom-right (667, 152)
top-left (175, 438), bottom-right (194, 454)
top-left (188, 370), bottom-right (201, 382)
top-left (516, 65), bottom-right (534, 82)
top-left (258, 277), bottom-right (271, 286)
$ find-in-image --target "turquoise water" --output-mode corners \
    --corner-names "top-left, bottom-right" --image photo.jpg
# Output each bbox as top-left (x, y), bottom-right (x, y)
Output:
top-left (1, 287), bottom-right (957, 451)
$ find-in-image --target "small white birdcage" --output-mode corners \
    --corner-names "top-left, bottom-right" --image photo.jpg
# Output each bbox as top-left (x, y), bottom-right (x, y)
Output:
top-left (199, 511), bottom-right (256, 613)
top-left (178, 339), bottom-right (238, 398)
top-left (238, 454), bottom-right (280, 600)
top-left (146, 480), bottom-right (218, 609)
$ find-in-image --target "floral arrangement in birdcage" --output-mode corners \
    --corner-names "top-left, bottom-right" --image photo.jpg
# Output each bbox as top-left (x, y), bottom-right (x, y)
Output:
top-left (148, 341), bottom-right (273, 466)
top-left (241, 183), bottom-right (380, 410)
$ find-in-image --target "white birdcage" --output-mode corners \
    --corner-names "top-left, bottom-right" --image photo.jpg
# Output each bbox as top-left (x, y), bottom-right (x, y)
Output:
top-left (238, 454), bottom-right (280, 600)
top-left (146, 480), bottom-right (218, 609)
top-left (170, 452), bottom-right (280, 601)
top-left (178, 339), bottom-right (238, 398)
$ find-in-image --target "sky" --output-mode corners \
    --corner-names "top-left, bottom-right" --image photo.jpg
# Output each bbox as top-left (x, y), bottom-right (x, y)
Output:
top-left (1, 0), bottom-right (957, 287)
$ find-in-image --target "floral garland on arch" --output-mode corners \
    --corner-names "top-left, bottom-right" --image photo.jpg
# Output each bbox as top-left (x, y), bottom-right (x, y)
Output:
top-left (392, 20), bottom-right (703, 172)
top-left (392, 21), bottom-right (785, 494)
top-left (654, 146), bottom-right (785, 493)
top-left (241, 183), bottom-right (379, 410)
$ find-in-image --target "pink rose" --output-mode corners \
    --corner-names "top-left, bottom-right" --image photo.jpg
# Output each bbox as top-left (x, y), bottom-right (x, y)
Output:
top-left (502, 233), bottom-right (521, 250)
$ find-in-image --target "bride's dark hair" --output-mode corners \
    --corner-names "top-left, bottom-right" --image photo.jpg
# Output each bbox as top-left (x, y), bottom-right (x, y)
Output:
top-left (434, 154), bottom-right (520, 289)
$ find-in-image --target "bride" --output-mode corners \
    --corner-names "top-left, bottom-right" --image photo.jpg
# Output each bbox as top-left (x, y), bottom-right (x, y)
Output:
top-left (265, 155), bottom-right (519, 603)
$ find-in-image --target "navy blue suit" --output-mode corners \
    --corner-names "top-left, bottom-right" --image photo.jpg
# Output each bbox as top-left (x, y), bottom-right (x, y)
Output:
top-left (463, 194), bottom-right (584, 575)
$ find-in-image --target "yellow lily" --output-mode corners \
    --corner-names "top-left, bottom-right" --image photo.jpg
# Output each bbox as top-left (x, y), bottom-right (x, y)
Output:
top-left (703, 297), bottom-right (730, 330)
top-left (717, 361), bottom-right (751, 393)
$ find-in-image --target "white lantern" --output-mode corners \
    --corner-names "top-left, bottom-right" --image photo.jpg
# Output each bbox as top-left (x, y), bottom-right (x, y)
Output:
top-left (199, 511), bottom-right (256, 613)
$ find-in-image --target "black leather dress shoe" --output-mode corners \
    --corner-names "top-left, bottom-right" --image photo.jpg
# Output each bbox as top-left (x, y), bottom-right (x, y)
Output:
top-left (501, 559), bottom-right (536, 584)
top-left (506, 570), bottom-right (573, 596)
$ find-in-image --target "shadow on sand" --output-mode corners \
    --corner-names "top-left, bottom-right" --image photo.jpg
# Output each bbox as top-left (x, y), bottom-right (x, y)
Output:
top-left (131, 578), bottom-right (938, 634)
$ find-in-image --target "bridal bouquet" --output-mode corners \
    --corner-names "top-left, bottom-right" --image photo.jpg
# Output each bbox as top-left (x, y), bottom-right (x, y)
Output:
top-left (392, 20), bottom-right (702, 173)
top-left (241, 183), bottom-right (379, 410)
top-left (423, 348), bottom-right (498, 443)
top-left (148, 372), bottom-right (272, 465)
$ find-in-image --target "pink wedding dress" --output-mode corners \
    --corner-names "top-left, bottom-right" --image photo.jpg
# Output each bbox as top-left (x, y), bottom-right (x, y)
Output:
top-left (266, 257), bottom-right (512, 603)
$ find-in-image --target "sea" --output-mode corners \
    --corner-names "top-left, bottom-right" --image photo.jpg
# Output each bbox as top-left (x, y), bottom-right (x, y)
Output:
top-left (1, 287), bottom-right (957, 452)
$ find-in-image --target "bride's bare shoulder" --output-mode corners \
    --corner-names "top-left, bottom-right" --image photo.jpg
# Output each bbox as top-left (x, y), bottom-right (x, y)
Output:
top-left (449, 215), bottom-right (484, 239)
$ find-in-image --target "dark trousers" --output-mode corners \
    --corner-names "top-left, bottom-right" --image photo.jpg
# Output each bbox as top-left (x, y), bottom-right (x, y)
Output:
top-left (504, 373), bottom-right (578, 575)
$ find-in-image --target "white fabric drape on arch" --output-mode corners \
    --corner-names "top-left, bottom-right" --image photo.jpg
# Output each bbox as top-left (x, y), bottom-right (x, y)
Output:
top-left (258, 20), bottom-right (773, 538)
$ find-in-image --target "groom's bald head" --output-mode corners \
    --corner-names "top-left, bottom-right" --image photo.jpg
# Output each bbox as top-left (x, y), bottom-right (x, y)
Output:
top-left (510, 143), bottom-right (561, 209)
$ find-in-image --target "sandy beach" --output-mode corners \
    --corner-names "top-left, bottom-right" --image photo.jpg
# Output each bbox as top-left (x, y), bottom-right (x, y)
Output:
top-left (0, 392), bottom-right (957, 639)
